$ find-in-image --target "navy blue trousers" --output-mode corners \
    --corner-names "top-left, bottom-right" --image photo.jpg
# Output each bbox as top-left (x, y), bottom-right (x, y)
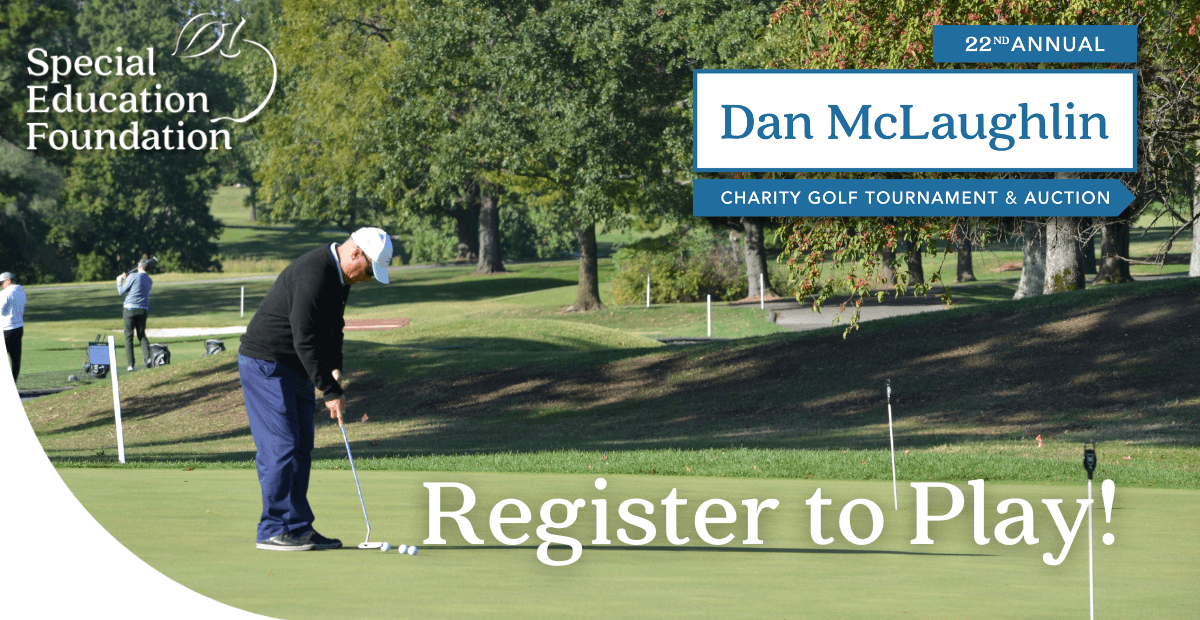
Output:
top-left (239, 354), bottom-right (316, 541)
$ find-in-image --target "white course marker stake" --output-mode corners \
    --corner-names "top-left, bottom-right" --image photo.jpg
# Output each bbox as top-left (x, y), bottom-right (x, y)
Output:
top-left (646, 274), bottom-right (650, 308)
top-left (107, 336), bottom-right (125, 464)
top-left (886, 379), bottom-right (897, 510)
top-left (1088, 476), bottom-right (1095, 620)
top-left (760, 273), bottom-right (765, 309)
top-left (241, 286), bottom-right (245, 318)
top-left (1082, 443), bottom-right (1098, 620)
top-left (706, 294), bottom-right (712, 337)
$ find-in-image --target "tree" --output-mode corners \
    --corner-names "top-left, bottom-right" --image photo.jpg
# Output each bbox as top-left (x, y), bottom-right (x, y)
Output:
top-left (703, 215), bottom-right (778, 299)
top-left (0, 0), bottom-right (76, 282)
top-left (0, 143), bottom-right (71, 282)
top-left (0, 0), bottom-right (77, 155)
top-left (253, 0), bottom-right (399, 233)
top-left (1044, 215), bottom-right (1084, 293)
top-left (1192, 141), bottom-right (1200, 276)
top-left (44, 0), bottom-right (230, 279)
top-left (374, 0), bottom-right (525, 274)
top-left (955, 222), bottom-right (976, 283)
top-left (1013, 219), bottom-right (1046, 300)
top-left (759, 0), bottom-right (1200, 326)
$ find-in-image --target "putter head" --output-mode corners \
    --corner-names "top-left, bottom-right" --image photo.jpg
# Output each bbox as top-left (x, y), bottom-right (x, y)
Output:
top-left (358, 542), bottom-right (386, 549)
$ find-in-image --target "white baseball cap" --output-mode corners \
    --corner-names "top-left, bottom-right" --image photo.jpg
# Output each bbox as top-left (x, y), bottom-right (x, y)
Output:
top-left (350, 227), bottom-right (393, 284)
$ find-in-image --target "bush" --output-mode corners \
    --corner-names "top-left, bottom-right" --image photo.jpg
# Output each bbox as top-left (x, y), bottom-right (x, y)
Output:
top-left (611, 228), bottom-right (746, 304)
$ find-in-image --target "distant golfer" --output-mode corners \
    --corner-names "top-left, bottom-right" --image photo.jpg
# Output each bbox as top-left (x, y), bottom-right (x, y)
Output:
top-left (0, 272), bottom-right (26, 382)
top-left (238, 227), bottom-right (393, 551)
top-left (117, 258), bottom-right (154, 372)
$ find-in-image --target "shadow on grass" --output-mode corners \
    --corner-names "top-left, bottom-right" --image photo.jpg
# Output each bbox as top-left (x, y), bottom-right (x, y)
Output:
top-left (310, 278), bottom-right (1200, 459)
top-left (30, 278), bottom-right (1200, 465)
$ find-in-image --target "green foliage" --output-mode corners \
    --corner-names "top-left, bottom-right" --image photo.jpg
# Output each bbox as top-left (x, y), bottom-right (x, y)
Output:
top-left (612, 228), bottom-right (746, 304)
top-left (0, 143), bottom-right (71, 282)
top-left (39, 0), bottom-right (230, 279)
top-left (396, 213), bottom-right (456, 265)
top-left (0, 0), bottom-right (75, 155)
top-left (253, 0), bottom-right (400, 229)
top-left (500, 205), bottom-right (575, 261)
top-left (775, 217), bottom-right (991, 334)
top-left (757, 0), bottom-right (1200, 328)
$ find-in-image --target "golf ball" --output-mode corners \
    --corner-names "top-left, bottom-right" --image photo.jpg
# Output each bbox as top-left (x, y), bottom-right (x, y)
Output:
top-left (406, 545), bottom-right (418, 556)
top-left (380, 542), bottom-right (391, 552)
top-left (397, 544), bottom-right (408, 554)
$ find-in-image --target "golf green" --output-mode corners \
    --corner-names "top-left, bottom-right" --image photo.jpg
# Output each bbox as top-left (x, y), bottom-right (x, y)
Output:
top-left (58, 469), bottom-right (1199, 619)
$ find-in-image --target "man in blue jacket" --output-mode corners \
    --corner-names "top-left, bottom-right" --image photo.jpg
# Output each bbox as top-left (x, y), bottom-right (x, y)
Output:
top-left (238, 227), bottom-right (393, 551)
top-left (117, 258), bottom-right (154, 372)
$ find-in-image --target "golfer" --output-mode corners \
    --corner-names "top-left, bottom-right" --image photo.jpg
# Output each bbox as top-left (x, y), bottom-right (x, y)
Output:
top-left (238, 227), bottom-right (393, 551)
top-left (0, 272), bottom-right (26, 382)
top-left (117, 258), bottom-right (154, 372)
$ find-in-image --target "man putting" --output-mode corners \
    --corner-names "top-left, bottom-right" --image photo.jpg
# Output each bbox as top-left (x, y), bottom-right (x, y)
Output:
top-left (238, 227), bottom-right (393, 551)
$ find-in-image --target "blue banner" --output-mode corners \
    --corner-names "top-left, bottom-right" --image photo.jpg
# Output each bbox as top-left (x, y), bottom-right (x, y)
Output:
top-left (933, 26), bottom-right (1136, 64)
top-left (692, 179), bottom-right (1133, 216)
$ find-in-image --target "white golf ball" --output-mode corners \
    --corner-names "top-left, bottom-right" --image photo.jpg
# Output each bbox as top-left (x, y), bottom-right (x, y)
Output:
top-left (406, 545), bottom-right (418, 556)
top-left (380, 542), bottom-right (390, 552)
top-left (397, 544), bottom-right (408, 554)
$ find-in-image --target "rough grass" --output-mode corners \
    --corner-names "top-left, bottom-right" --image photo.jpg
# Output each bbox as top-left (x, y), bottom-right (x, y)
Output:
top-left (25, 277), bottom-right (1200, 488)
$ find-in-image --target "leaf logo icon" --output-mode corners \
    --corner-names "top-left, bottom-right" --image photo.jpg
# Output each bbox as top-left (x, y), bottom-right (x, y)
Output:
top-left (173, 13), bottom-right (276, 124)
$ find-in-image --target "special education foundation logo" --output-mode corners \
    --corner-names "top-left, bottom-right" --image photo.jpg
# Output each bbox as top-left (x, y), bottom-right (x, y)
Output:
top-left (173, 13), bottom-right (277, 124)
top-left (24, 12), bottom-right (277, 152)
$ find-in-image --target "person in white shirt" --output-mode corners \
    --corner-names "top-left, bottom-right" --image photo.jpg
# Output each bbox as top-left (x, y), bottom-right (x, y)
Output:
top-left (0, 272), bottom-right (27, 382)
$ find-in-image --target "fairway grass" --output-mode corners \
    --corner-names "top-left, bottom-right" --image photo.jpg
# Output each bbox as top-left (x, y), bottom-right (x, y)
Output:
top-left (25, 278), bottom-right (1200, 492)
top-left (58, 469), bottom-right (1200, 620)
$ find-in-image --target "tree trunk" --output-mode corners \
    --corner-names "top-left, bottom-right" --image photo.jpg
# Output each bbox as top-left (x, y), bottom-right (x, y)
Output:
top-left (904, 235), bottom-right (924, 285)
top-left (1079, 218), bottom-right (1096, 274)
top-left (570, 223), bottom-right (604, 311)
top-left (245, 180), bottom-right (259, 223)
top-left (879, 246), bottom-right (898, 286)
top-left (741, 217), bottom-right (775, 299)
top-left (474, 188), bottom-right (504, 274)
top-left (1014, 219), bottom-right (1045, 300)
top-left (1192, 144), bottom-right (1200, 276)
top-left (1044, 216), bottom-right (1084, 293)
top-left (955, 222), bottom-right (976, 282)
top-left (453, 202), bottom-right (481, 262)
top-left (1094, 207), bottom-right (1134, 284)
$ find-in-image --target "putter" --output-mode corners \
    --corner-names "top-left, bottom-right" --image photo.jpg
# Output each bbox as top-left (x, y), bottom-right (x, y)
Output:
top-left (340, 423), bottom-right (386, 549)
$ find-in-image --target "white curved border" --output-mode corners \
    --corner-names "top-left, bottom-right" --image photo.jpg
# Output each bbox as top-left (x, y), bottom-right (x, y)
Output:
top-left (0, 339), bottom-right (275, 619)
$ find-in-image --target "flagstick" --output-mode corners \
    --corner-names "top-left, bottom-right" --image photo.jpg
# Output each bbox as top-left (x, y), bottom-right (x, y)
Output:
top-left (887, 379), bottom-right (897, 510)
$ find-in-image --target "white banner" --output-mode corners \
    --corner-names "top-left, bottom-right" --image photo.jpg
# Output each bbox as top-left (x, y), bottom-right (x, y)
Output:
top-left (693, 71), bottom-right (1136, 172)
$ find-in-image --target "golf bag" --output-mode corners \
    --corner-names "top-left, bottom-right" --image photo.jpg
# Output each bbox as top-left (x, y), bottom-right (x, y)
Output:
top-left (83, 334), bottom-right (109, 379)
top-left (203, 339), bottom-right (225, 356)
top-left (146, 343), bottom-right (171, 368)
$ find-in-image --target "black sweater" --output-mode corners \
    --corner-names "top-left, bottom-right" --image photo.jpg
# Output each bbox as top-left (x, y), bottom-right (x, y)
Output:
top-left (239, 244), bottom-right (349, 398)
